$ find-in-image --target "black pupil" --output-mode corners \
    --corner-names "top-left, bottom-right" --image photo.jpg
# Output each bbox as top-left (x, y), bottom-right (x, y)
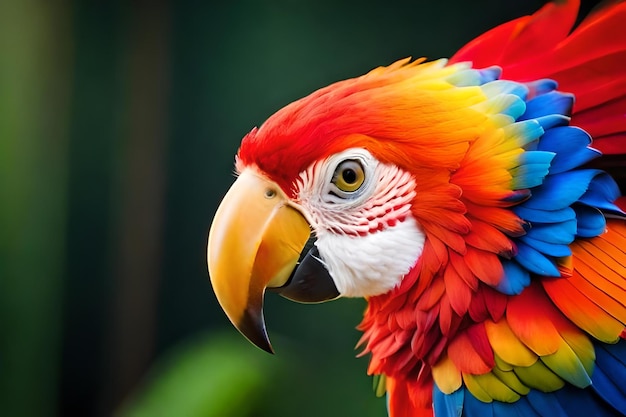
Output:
top-left (342, 168), bottom-right (357, 184)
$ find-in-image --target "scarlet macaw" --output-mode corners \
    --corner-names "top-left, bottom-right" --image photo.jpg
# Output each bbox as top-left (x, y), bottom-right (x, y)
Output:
top-left (207, 1), bottom-right (626, 416)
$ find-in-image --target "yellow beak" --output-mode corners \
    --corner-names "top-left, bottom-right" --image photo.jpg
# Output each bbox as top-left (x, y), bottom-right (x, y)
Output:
top-left (207, 169), bottom-right (311, 352)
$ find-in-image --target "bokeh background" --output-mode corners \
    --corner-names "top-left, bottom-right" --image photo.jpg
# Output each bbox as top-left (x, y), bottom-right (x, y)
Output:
top-left (1, 1), bottom-right (607, 416)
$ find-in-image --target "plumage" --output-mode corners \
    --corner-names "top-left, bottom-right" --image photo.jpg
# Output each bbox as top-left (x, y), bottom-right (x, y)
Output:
top-left (206, 1), bottom-right (626, 416)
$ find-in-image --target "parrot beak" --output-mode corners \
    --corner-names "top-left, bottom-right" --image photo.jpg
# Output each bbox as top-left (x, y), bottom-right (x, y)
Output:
top-left (207, 169), bottom-right (339, 353)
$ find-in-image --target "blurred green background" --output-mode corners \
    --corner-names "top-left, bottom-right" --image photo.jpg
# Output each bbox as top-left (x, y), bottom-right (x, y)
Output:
top-left (3, 1), bottom-right (607, 416)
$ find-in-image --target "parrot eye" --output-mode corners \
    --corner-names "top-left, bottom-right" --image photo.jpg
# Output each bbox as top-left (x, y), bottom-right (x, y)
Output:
top-left (332, 159), bottom-right (365, 193)
top-left (307, 148), bottom-right (376, 205)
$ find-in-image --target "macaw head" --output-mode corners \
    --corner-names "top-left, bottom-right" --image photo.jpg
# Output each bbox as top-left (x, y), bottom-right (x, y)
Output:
top-left (208, 58), bottom-right (531, 352)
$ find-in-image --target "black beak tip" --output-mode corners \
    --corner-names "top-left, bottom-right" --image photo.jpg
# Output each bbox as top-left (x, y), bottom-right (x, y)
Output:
top-left (237, 308), bottom-right (275, 354)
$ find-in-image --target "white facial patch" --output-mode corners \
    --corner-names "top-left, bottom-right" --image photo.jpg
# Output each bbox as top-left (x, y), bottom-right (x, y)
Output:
top-left (295, 148), bottom-right (426, 297)
top-left (314, 215), bottom-right (425, 297)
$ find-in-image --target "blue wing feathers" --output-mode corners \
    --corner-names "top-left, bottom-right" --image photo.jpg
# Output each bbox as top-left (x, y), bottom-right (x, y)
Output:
top-left (518, 236), bottom-right (572, 257)
top-left (526, 390), bottom-right (569, 417)
top-left (533, 114), bottom-right (570, 131)
top-left (492, 398), bottom-right (541, 417)
top-left (477, 66), bottom-right (502, 85)
top-left (520, 91), bottom-right (574, 120)
top-left (503, 120), bottom-right (545, 149)
top-left (537, 127), bottom-right (600, 174)
top-left (462, 390), bottom-right (494, 417)
top-left (512, 242), bottom-right (561, 277)
top-left (578, 172), bottom-right (624, 214)
top-left (511, 164), bottom-right (552, 189)
top-left (506, 85), bottom-right (623, 275)
top-left (433, 384), bottom-right (464, 417)
top-left (513, 206), bottom-right (576, 223)
top-left (524, 219), bottom-right (577, 244)
top-left (517, 151), bottom-right (556, 166)
top-left (433, 70), bottom-right (626, 416)
top-left (496, 260), bottom-right (531, 295)
top-left (525, 79), bottom-right (558, 98)
top-left (593, 341), bottom-right (626, 401)
top-left (522, 170), bottom-right (601, 210)
top-left (572, 205), bottom-right (607, 238)
top-left (554, 385), bottom-right (621, 417)
top-left (590, 367), bottom-right (626, 414)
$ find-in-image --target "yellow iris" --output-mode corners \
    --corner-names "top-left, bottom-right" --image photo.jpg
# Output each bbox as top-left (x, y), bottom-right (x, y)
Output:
top-left (333, 160), bottom-right (365, 192)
